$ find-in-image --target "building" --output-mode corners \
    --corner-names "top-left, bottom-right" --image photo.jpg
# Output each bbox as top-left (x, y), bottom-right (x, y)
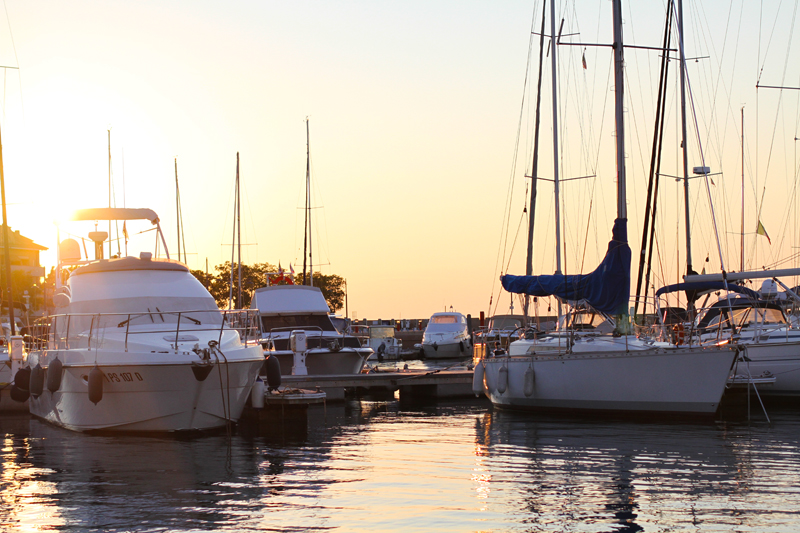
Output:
top-left (0, 225), bottom-right (47, 280)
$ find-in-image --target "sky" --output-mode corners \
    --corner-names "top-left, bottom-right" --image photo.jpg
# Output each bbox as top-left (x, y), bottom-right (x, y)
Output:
top-left (0, 0), bottom-right (797, 320)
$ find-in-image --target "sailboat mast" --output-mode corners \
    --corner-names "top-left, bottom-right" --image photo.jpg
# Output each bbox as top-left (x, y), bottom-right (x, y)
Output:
top-left (550, 0), bottom-right (562, 277)
top-left (108, 129), bottom-right (112, 259)
top-left (175, 157), bottom-right (181, 264)
top-left (741, 106), bottom-right (745, 272)
top-left (228, 153), bottom-right (238, 310)
top-left (237, 152), bottom-right (242, 308)
top-left (0, 123), bottom-right (14, 336)
top-left (523, 0), bottom-right (548, 321)
top-left (302, 119), bottom-right (309, 285)
top-left (677, 0), bottom-right (693, 276)
top-left (612, 0), bottom-right (626, 221)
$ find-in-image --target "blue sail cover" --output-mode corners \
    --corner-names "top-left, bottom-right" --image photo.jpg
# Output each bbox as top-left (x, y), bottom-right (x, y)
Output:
top-left (501, 218), bottom-right (631, 315)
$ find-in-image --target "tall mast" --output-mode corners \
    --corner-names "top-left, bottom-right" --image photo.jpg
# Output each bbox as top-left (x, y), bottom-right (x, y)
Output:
top-left (612, 0), bottom-right (626, 221)
top-left (549, 0), bottom-right (564, 325)
top-left (175, 157), bottom-right (181, 264)
top-left (677, 0), bottom-right (693, 276)
top-left (523, 0), bottom-right (548, 321)
top-left (228, 153), bottom-right (238, 310)
top-left (741, 106), bottom-right (745, 272)
top-left (108, 129), bottom-right (112, 259)
top-left (237, 152), bottom-right (242, 309)
top-left (302, 118), bottom-right (313, 287)
top-left (635, 7), bottom-right (672, 319)
top-left (0, 122), bottom-right (14, 335)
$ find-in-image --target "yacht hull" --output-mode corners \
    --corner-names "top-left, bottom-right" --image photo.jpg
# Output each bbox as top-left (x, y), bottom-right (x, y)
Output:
top-left (734, 342), bottom-right (800, 397)
top-left (421, 340), bottom-right (473, 360)
top-left (29, 354), bottom-right (263, 432)
top-left (272, 348), bottom-right (368, 376)
top-left (480, 346), bottom-right (736, 415)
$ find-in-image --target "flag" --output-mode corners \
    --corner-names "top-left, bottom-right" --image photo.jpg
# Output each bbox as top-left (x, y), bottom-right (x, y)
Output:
top-left (582, 49), bottom-right (587, 69)
top-left (278, 262), bottom-right (283, 276)
top-left (756, 220), bottom-right (771, 244)
top-left (289, 263), bottom-right (295, 284)
top-left (122, 221), bottom-right (128, 240)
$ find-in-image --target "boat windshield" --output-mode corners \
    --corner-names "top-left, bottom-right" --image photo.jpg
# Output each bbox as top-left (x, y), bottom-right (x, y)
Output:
top-left (261, 314), bottom-right (336, 333)
top-left (565, 309), bottom-right (611, 330)
top-left (430, 315), bottom-right (462, 324)
top-left (699, 304), bottom-right (786, 332)
top-left (488, 316), bottom-right (523, 331)
top-left (370, 326), bottom-right (395, 339)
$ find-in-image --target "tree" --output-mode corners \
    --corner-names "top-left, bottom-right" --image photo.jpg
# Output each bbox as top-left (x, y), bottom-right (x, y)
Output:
top-left (294, 273), bottom-right (346, 312)
top-left (189, 262), bottom-right (346, 312)
top-left (199, 262), bottom-right (276, 309)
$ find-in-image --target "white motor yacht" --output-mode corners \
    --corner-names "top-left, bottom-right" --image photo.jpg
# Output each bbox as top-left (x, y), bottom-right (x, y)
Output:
top-left (251, 285), bottom-right (372, 375)
top-left (419, 312), bottom-right (473, 360)
top-left (24, 208), bottom-right (264, 432)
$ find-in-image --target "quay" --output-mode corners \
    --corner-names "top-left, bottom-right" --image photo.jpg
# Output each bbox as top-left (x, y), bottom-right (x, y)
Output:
top-left (241, 368), bottom-right (476, 426)
top-left (280, 368), bottom-right (475, 401)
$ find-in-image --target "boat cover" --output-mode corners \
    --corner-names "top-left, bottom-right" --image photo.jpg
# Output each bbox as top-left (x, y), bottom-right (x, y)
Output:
top-left (501, 218), bottom-right (630, 315)
top-left (654, 281), bottom-right (760, 300)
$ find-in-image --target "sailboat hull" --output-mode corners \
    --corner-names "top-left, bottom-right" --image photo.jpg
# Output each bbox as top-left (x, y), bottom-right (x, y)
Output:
top-left (480, 345), bottom-right (736, 415)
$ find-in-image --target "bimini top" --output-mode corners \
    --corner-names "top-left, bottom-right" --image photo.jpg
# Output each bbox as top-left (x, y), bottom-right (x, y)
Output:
top-left (68, 208), bottom-right (160, 224)
top-left (251, 285), bottom-right (330, 315)
top-left (71, 255), bottom-right (188, 277)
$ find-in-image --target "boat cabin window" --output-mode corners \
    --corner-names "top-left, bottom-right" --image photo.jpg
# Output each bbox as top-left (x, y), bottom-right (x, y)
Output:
top-left (488, 317), bottom-right (523, 330)
top-left (261, 314), bottom-right (336, 333)
top-left (370, 326), bottom-right (395, 339)
top-left (699, 304), bottom-right (786, 332)
top-left (566, 310), bottom-right (609, 330)
top-left (430, 315), bottom-right (461, 324)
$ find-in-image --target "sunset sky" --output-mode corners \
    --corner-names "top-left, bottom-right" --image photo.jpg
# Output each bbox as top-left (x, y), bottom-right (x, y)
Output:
top-left (0, 0), bottom-right (797, 319)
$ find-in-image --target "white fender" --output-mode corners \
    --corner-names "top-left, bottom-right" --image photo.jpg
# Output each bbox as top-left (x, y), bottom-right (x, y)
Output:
top-left (483, 360), bottom-right (497, 393)
top-left (472, 361), bottom-right (485, 397)
top-left (250, 377), bottom-right (265, 409)
top-left (524, 365), bottom-right (535, 397)
top-left (497, 365), bottom-right (508, 394)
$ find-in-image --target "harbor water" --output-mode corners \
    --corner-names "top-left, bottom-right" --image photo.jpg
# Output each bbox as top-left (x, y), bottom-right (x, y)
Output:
top-left (1, 389), bottom-right (800, 531)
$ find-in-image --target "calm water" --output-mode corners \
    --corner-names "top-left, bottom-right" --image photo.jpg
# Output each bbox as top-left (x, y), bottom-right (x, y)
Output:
top-left (1, 391), bottom-right (800, 532)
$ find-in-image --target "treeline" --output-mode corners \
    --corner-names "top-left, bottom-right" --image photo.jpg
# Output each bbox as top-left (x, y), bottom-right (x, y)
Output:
top-left (190, 261), bottom-right (346, 311)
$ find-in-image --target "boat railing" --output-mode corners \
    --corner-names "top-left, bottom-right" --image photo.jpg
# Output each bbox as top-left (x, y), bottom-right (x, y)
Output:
top-left (29, 309), bottom-right (263, 352)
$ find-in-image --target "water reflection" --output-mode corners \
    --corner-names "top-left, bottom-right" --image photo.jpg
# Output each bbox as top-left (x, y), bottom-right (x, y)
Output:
top-left (1, 400), bottom-right (800, 531)
top-left (475, 409), bottom-right (800, 531)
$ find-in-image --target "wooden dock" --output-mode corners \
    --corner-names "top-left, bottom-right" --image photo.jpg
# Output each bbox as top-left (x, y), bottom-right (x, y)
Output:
top-left (279, 369), bottom-right (475, 401)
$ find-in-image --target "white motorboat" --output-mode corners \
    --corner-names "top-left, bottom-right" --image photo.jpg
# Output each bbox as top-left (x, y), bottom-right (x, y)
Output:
top-left (351, 324), bottom-right (402, 361)
top-left (23, 208), bottom-right (264, 432)
top-left (419, 312), bottom-right (473, 360)
top-left (251, 285), bottom-right (372, 375)
top-left (478, 0), bottom-right (737, 416)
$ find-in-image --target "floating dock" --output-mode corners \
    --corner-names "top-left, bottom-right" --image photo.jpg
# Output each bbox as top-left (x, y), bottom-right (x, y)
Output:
top-left (279, 369), bottom-right (475, 401)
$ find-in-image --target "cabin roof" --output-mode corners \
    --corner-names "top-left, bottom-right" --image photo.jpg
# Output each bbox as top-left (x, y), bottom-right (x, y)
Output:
top-left (71, 256), bottom-right (189, 276)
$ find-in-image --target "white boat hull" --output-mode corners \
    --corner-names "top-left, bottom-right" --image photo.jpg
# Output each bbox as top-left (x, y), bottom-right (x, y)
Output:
top-left (733, 342), bottom-right (800, 397)
top-left (29, 350), bottom-right (263, 432)
top-left (421, 340), bottom-right (473, 360)
top-left (480, 346), bottom-right (736, 415)
top-left (272, 348), bottom-right (369, 376)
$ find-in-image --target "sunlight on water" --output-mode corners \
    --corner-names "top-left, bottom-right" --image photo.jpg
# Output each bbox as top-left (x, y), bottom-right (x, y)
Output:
top-left (1, 402), bottom-right (800, 531)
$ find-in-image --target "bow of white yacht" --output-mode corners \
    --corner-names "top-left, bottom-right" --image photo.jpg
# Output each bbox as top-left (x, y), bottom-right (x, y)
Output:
top-left (24, 208), bottom-right (264, 432)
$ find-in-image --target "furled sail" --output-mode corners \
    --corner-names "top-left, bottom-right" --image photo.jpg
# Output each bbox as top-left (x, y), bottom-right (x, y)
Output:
top-left (501, 218), bottom-right (630, 315)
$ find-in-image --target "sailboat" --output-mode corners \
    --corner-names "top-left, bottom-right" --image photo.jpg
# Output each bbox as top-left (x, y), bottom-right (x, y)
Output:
top-left (476, 0), bottom-right (737, 415)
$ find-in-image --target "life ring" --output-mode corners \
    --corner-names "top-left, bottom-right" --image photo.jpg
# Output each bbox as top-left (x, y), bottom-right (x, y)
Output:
top-left (673, 323), bottom-right (685, 345)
